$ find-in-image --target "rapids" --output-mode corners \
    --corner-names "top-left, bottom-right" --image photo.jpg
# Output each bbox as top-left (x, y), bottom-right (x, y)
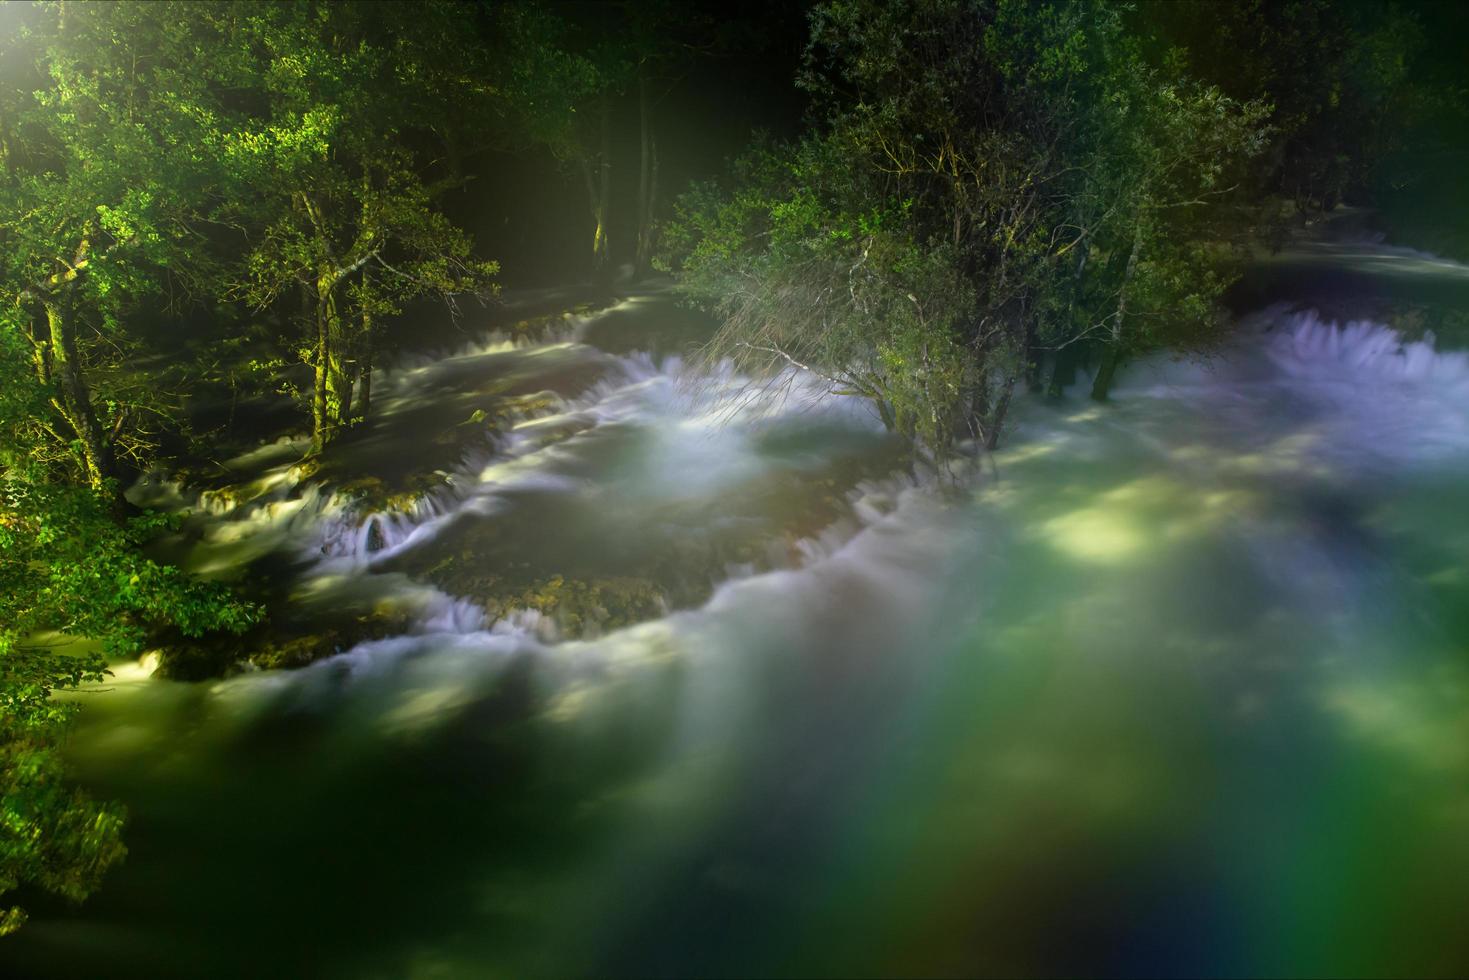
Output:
top-left (6, 244), bottom-right (1469, 978)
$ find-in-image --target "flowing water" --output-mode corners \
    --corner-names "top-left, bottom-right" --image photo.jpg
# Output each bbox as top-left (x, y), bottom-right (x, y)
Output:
top-left (6, 243), bottom-right (1469, 978)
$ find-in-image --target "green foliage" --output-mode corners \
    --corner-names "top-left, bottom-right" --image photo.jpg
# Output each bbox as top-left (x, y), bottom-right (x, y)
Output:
top-left (666, 0), bottom-right (1269, 448)
top-left (1143, 0), bottom-right (1426, 213)
top-left (670, 136), bottom-right (982, 446)
top-left (216, 1), bottom-right (499, 450)
top-left (494, 2), bottom-right (608, 161)
top-left (0, 314), bottom-right (56, 481)
top-left (0, 1), bottom-right (246, 487)
top-left (0, 479), bottom-right (260, 932)
top-left (0, 483), bottom-right (260, 658)
top-left (0, 686), bottom-right (127, 938)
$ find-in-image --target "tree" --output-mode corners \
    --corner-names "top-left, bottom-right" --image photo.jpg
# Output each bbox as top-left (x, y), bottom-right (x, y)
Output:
top-left (1054, 46), bottom-right (1270, 400)
top-left (224, 2), bottom-right (497, 454)
top-left (497, 2), bottom-right (634, 280)
top-left (1142, 0), bottom-right (1423, 214)
top-left (625, 0), bottom-right (767, 281)
top-left (669, 135), bottom-right (989, 450)
top-left (624, 0), bottom-right (712, 279)
top-left (664, 0), bottom-right (1269, 445)
top-left (0, 1), bottom-right (239, 496)
top-left (0, 3), bottom-right (265, 933)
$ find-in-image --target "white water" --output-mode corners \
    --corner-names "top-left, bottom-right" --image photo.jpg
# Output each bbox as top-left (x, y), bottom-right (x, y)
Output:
top-left (120, 298), bottom-right (1469, 699)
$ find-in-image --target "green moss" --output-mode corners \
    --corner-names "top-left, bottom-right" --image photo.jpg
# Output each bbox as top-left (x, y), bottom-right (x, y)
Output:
top-left (246, 607), bottom-right (416, 671)
top-left (482, 574), bottom-right (669, 635)
top-left (336, 472), bottom-right (449, 515)
top-left (509, 302), bottom-right (604, 339)
top-left (152, 603), bottom-right (415, 677)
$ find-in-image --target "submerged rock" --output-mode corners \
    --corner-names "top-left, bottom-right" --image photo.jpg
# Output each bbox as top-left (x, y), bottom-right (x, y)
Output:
top-left (152, 605), bottom-right (417, 678)
top-left (246, 607), bottom-right (417, 671)
top-left (480, 574), bottom-right (670, 639)
top-left (335, 472), bottom-right (449, 516)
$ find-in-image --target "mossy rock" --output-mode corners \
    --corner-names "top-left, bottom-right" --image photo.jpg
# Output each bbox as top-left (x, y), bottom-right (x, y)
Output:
top-left (508, 300), bottom-right (607, 338)
top-left (481, 574), bottom-right (669, 637)
top-left (247, 606), bottom-right (415, 670)
top-left (499, 391), bottom-right (562, 418)
top-left (155, 602), bottom-right (417, 677)
top-left (420, 561), bottom-right (671, 638)
top-left (335, 472), bottom-right (449, 515)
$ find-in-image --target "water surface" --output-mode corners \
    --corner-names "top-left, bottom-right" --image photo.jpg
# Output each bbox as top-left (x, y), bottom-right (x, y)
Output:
top-left (6, 247), bottom-right (1469, 978)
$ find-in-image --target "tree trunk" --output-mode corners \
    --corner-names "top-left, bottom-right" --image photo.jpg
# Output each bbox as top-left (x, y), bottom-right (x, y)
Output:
top-left (874, 396), bottom-right (896, 432)
top-left (1089, 346), bottom-right (1121, 402)
top-left (1091, 223), bottom-right (1143, 402)
top-left (337, 357), bottom-right (354, 425)
top-left (597, 93), bottom-right (612, 277)
top-left (985, 379), bottom-right (1015, 451)
top-left (581, 95), bottom-right (613, 280)
top-left (311, 276), bottom-right (351, 453)
top-left (648, 131), bottom-right (660, 269)
top-left (311, 294), bottom-right (329, 455)
top-left (358, 310), bottom-right (373, 421)
top-left (1050, 237), bottom-right (1088, 399)
top-left (326, 345), bottom-right (351, 433)
top-left (23, 313), bottom-right (52, 387)
top-left (966, 373), bottom-right (990, 446)
top-left (635, 67), bottom-right (658, 278)
top-left (44, 299), bottom-right (114, 491)
top-left (581, 156), bottom-right (608, 279)
top-left (1047, 342), bottom-right (1077, 399)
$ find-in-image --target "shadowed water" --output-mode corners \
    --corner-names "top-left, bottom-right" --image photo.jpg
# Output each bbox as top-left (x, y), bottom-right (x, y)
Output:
top-left (5, 246), bottom-right (1469, 978)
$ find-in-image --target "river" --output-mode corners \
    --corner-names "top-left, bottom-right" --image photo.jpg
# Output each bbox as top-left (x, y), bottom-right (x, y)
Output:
top-left (6, 236), bottom-right (1469, 978)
